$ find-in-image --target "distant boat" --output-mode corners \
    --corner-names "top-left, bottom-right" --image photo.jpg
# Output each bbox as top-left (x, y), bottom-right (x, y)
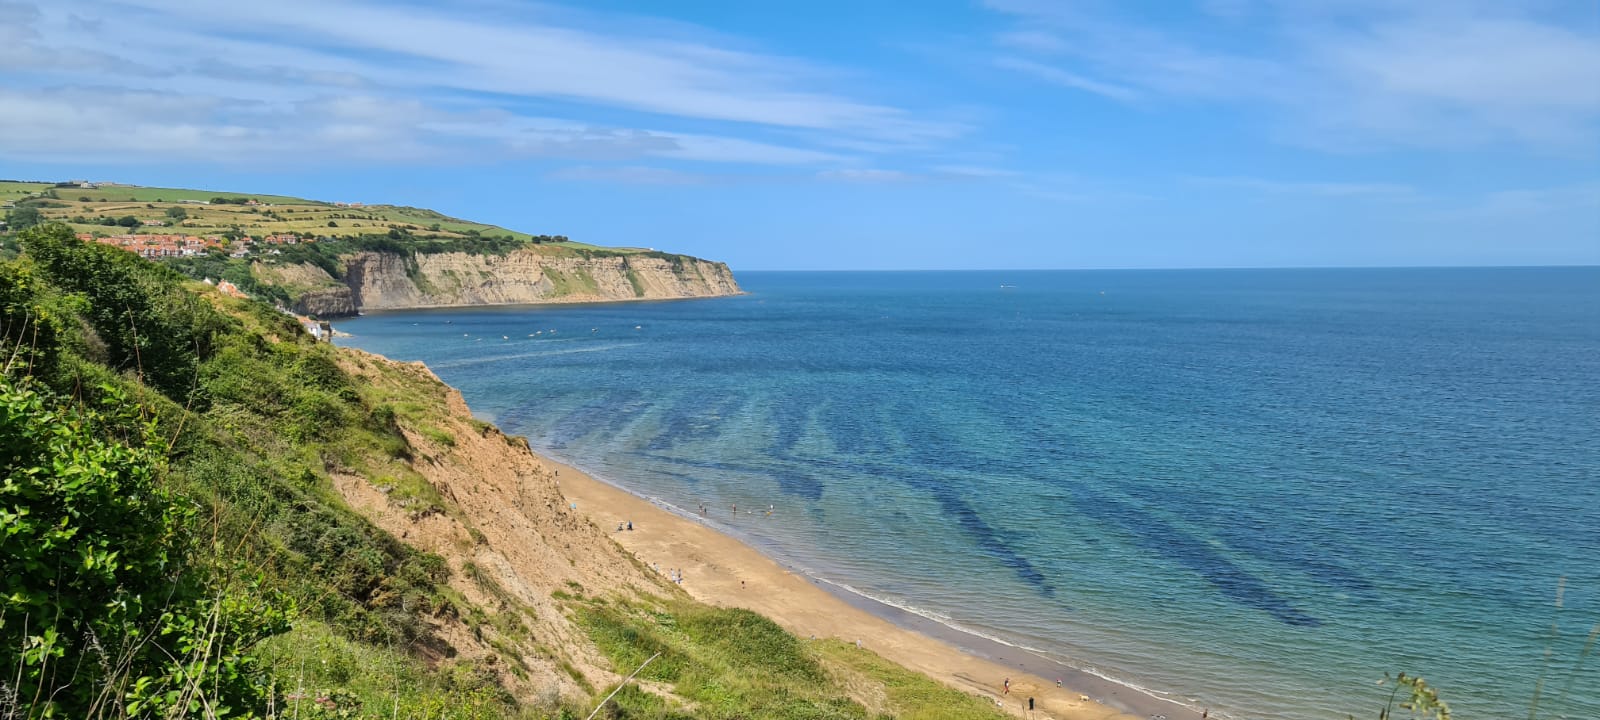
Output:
top-left (1000, 284), bottom-right (1017, 289)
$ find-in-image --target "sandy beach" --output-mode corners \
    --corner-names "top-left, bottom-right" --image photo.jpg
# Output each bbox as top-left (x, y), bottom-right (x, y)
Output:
top-left (552, 456), bottom-right (1206, 720)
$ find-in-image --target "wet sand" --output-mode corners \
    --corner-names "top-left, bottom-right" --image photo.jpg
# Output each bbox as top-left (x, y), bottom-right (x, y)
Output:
top-left (552, 457), bottom-right (1206, 720)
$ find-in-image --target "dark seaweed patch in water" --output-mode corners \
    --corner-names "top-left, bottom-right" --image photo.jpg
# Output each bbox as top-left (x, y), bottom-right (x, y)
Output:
top-left (935, 493), bottom-right (1057, 596)
top-left (1214, 515), bottom-right (1375, 598)
top-left (769, 468), bottom-right (825, 500)
top-left (768, 399), bottom-right (812, 456)
top-left (645, 393), bottom-right (747, 452)
top-left (1120, 475), bottom-right (1374, 599)
top-left (545, 391), bottom-right (633, 448)
top-left (1075, 488), bottom-right (1320, 627)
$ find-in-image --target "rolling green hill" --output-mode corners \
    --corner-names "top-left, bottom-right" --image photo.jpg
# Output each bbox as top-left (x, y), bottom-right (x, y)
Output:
top-left (2, 181), bottom-right (740, 318)
top-left (0, 179), bottom-right (620, 250)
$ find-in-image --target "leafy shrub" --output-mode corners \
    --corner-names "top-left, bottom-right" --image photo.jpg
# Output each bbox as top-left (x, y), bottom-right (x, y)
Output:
top-left (19, 223), bottom-right (233, 407)
top-left (0, 376), bottom-right (290, 718)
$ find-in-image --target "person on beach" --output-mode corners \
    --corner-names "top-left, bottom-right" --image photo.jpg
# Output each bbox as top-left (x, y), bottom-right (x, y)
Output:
top-left (627, 520), bottom-right (633, 531)
top-left (1003, 678), bottom-right (1010, 695)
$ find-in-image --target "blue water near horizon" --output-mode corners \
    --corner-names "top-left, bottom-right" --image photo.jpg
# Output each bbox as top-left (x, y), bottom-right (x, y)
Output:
top-left (336, 268), bottom-right (1600, 719)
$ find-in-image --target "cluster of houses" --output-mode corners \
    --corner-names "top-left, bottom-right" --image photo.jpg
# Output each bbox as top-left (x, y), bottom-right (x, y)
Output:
top-left (77, 232), bottom-right (315, 259)
top-left (80, 233), bottom-right (225, 258)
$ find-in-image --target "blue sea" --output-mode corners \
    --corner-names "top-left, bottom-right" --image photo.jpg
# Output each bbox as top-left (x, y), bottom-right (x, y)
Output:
top-left (336, 269), bottom-right (1600, 720)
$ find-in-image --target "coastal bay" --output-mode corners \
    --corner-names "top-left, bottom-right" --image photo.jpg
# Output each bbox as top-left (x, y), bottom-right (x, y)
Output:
top-left (336, 267), bottom-right (1600, 720)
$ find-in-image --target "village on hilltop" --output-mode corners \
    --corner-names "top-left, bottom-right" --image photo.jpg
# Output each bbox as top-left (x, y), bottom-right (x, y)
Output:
top-left (76, 231), bottom-right (311, 259)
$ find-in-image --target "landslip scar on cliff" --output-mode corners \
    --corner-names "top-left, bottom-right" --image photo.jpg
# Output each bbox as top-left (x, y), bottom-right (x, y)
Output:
top-left (0, 179), bottom-right (741, 317)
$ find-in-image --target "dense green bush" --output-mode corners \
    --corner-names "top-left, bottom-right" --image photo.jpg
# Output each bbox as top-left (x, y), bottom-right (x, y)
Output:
top-left (0, 376), bottom-right (290, 718)
top-left (1, 224), bottom-right (471, 714)
top-left (19, 224), bottom-right (233, 406)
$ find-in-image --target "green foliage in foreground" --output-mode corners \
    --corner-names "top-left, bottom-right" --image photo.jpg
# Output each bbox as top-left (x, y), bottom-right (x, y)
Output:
top-left (1, 376), bottom-right (290, 718)
top-left (1, 224), bottom-right (491, 717)
top-left (574, 595), bottom-right (1011, 720)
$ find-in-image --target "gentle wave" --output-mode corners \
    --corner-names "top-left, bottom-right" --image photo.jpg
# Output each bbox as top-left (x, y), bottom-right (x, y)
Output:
top-left (430, 342), bottom-right (640, 368)
top-left (802, 575), bottom-right (1211, 716)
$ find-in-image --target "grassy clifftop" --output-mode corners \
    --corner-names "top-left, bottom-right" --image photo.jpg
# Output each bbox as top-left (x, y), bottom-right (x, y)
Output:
top-left (2, 181), bottom-right (734, 315)
top-left (0, 223), bottom-right (994, 720)
top-left (0, 179), bottom-right (624, 251)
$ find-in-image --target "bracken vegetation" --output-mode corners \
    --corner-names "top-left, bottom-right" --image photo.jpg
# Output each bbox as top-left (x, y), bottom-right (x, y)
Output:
top-left (1, 224), bottom-right (519, 718)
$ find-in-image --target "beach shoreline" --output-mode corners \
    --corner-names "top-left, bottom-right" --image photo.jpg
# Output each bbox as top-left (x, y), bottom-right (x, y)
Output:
top-left (547, 452), bottom-right (1208, 720)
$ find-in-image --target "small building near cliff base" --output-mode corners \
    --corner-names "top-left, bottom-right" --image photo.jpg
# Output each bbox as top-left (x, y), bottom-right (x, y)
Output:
top-left (301, 320), bottom-right (333, 342)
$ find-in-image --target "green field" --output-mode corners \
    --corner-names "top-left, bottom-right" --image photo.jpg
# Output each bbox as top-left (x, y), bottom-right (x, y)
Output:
top-left (0, 179), bottom-right (627, 251)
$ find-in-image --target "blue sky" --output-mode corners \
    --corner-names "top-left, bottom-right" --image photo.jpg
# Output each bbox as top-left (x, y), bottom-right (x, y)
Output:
top-left (1, 0), bottom-right (1596, 270)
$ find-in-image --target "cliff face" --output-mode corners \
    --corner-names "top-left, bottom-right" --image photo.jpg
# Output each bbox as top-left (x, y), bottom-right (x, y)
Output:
top-left (342, 249), bottom-right (741, 313)
top-left (295, 287), bottom-right (357, 317)
top-left (262, 247), bottom-right (741, 317)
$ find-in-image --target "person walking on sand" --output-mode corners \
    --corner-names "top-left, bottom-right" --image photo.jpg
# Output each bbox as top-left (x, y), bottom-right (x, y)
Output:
top-left (1003, 678), bottom-right (1010, 695)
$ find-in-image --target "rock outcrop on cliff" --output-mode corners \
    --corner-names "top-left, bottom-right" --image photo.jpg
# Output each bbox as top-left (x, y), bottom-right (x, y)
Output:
top-left (267, 247), bottom-right (740, 316)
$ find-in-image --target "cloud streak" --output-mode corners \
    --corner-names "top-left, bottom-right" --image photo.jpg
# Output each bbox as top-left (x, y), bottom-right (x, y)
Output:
top-left (0, 0), bottom-right (958, 167)
top-left (984, 0), bottom-right (1600, 151)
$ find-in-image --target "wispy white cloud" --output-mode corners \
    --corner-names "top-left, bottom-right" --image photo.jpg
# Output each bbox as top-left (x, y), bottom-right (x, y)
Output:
top-left (816, 169), bottom-right (916, 183)
top-left (983, 0), bottom-right (1600, 152)
top-left (991, 57), bottom-right (1141, 102)
top-left (1455, 181), bottom-right (1600, 218)
top-left (545, 166), bottom-right (709, 185)
top-left (0, 0), bottom-right (959, 168)
top-left (1188, 176), bottom-right (1417, 198)
top-left (930, 165), bottom-right (1019, 179)
top-left (0, 86), bottom-right (850, 168)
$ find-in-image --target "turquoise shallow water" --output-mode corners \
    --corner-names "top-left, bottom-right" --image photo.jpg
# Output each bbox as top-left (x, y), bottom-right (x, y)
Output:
top-left (337, 268), bottom-right (1600, 719)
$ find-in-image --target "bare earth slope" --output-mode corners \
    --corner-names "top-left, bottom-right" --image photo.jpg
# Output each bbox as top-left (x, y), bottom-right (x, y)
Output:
top-left (332, 349), bottom-right (676, 701)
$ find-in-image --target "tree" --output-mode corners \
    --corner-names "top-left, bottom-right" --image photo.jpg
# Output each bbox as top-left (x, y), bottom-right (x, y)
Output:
top-left (328, 220), bottom-right (338, 227)
top-left (165, 205), bottom-right (188, 221)
top-left (6, 205), bottom-right (41, 231)
top-left (116, 215), bottom-right (140, 228)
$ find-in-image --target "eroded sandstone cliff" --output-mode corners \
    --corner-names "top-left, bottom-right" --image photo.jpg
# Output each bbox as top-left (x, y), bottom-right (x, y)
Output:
top-left (278, 247), bottom-right (739, 316)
